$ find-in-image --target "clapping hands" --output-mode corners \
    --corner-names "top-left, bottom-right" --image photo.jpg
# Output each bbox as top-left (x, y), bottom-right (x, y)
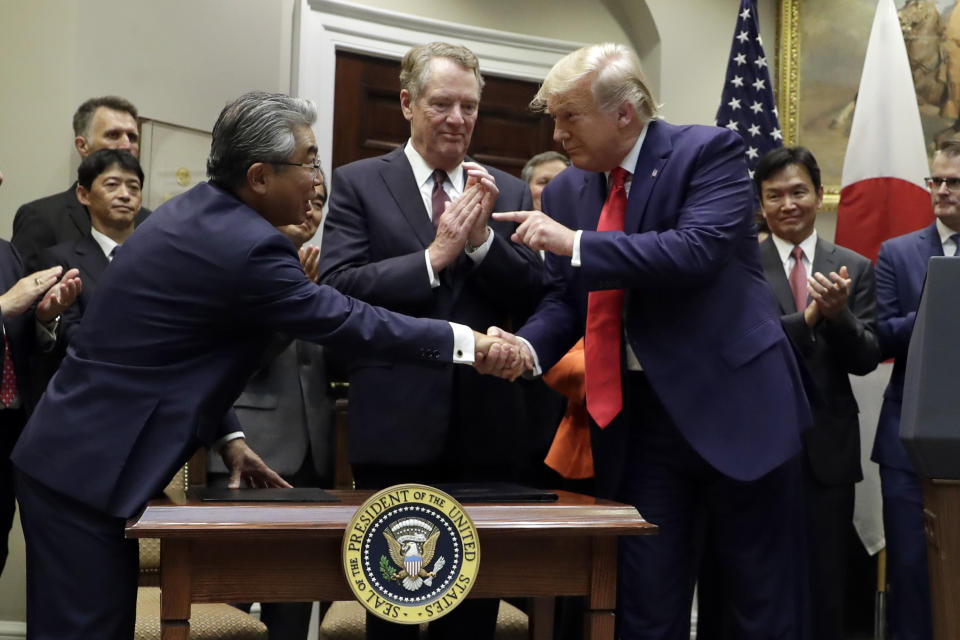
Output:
top-left (802, 265), bottom-right (852, 327)
top-left (428, 166), bottom-right (499, 273)
top-left (0, 265), bottom-right (83, 324)
top-left (463, 161), bottom-right (498, 247)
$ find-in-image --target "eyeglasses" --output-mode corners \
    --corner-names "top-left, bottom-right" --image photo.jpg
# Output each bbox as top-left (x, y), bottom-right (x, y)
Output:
top-left (273, 159), bottom-right (322, 179)
top-left (925, 176), bottom-right (960, 191)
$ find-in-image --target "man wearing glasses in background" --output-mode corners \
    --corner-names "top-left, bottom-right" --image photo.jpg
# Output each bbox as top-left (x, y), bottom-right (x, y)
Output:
top-left (11, 92), bottom-right (503, 640)
top-left (204, 166), bottom-right (330, 640)
top-left (871, 139), bottom-right (960, 640)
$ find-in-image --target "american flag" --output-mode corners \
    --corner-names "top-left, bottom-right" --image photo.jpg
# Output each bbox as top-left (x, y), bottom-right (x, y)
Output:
top-left (715, 0), bottom-right (782, 178)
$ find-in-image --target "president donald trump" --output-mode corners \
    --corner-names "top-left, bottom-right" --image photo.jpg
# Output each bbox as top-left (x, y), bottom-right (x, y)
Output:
top-left (12, 91), bottom-right (502, 640)
top-left (481, 44), bottom-right (812, 639)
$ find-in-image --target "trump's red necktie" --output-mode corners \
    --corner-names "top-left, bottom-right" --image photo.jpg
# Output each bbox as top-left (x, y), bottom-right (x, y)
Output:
top-left (584, 167), bottom-right (629, 428)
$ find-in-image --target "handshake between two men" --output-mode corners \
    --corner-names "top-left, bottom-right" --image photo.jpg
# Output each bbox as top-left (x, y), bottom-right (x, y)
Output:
top-left (469, 203), bottom-right (580, 380)
top-left (473, 327), bottom-right (535, 380)
top-left (428, 161), bottom-right (576, 272)
top-left (424, 160), bottom-right (572, 380)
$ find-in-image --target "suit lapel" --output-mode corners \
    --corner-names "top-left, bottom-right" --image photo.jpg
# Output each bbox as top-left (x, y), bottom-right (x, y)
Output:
top-left (625, 120), bottom-right (672, 232)
top-left (760, 237), bottom-right (795, 313)
top-left (64, 184), bottom-right (91, 237)
top-left (580, 172), bottom-right (607, 231)
top-left (811, 237), bottom-right (839, 277)
top-left (73, 235), bottom-right (109, 287)
top-left (916, 222), bottom-right (944, 260)
top-left (380, 148), bottom-right (436, 249)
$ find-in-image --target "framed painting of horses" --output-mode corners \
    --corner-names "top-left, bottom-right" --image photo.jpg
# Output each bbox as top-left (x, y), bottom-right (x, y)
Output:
top-left (777, 0), bottom-right (959, 207)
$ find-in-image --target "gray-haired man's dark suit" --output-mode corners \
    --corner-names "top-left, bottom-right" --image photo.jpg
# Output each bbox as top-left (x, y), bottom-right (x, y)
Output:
top-left (207, 335), bottom-right (333, 640)
top-left (319, 147), bottom-right (543, 477)
top-left (318, 146), bottom-right (543, 640)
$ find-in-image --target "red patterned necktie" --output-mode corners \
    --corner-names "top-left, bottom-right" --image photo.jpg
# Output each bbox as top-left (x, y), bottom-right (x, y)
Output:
top-left (584, 167), bottom-right (630, 429)
top-left (0, 334), bottom-right (17, 408)
top-left (431, 169), bottom-right (450, 228)
top-left (788, 245), bottom-right (807, 312)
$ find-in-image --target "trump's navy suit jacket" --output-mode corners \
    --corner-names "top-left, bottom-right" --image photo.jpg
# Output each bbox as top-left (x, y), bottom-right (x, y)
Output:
top-left (12, 182), bottom-right (454, 518)
top-left (873, 222), bottom-right (945, 471)
top-left (517, 120), bottom-right (811, 496)
top-left (319, 147), bottom-right (543, 467)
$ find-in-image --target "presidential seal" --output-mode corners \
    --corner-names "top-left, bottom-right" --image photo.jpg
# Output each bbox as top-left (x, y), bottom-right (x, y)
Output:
top-left (343, 484), bottom-right (480, 624)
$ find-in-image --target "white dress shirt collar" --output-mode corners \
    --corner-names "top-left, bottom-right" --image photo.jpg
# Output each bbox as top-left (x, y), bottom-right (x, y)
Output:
top-left (770, 229), bottom-right (818, 275)
top-left (403, 140), bottom-right (465, 194)
top-left (935, 218), bottom-right (960, 252)
top-left (90, 227), bottom-right (119, 260)
top-left (605, 122), bottom-right (649, 191)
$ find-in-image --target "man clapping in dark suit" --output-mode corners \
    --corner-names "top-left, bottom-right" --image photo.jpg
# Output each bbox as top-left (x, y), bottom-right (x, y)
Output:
top-left (318, 41), bottom-right (543, 640)
top-left (12, 96), bottom-right (150, 271)
top-left (701, 146), bottom-right (880, 640)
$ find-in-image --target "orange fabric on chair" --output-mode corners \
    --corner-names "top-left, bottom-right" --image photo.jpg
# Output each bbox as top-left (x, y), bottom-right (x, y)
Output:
top-left (542, 339), bottom-right (593, 479)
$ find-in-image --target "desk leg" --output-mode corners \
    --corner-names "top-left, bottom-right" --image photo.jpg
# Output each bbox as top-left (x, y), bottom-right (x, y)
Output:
top-left (585, 537), bottom-right (617, 640)
top-left (159, 539), bottom-right (192, 640)
top-left (529, 597), bottom-right (555, 640)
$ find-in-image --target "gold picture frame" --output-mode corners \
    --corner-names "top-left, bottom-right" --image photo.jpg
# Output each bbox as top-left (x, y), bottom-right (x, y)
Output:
top-left (777, 0), bottom-right (960, 212)
top-left (776, 0), bottom-right (842, 210)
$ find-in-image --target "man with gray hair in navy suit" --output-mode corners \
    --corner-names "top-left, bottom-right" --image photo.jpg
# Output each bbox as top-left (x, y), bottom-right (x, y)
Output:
top-left (12, 91), bottom-right (506, 640)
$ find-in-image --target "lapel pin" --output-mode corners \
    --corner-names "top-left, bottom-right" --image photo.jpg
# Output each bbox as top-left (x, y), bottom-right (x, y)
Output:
top-left (651, 169), bottom-right (658, 177)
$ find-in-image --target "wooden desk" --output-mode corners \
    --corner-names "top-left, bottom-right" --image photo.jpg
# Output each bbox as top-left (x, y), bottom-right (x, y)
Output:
top-left (126, 489), bottom-right (655, 640)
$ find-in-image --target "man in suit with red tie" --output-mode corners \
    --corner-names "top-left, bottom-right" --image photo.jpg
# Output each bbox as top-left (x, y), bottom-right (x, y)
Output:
top-left (697, 146), bottom-right (881, 640)
top-left (753, 147), bottom-right (879, 639)
top-left (481, 43), bottom-right (812, 639)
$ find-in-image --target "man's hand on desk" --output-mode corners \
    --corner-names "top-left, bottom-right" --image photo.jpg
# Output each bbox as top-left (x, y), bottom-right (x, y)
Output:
top-left (221, 438), bottom-right (292, 489)
top-left (492, 210), bottom-right (576, 257)
top-left (474, 326), bottom-right (533, 381)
